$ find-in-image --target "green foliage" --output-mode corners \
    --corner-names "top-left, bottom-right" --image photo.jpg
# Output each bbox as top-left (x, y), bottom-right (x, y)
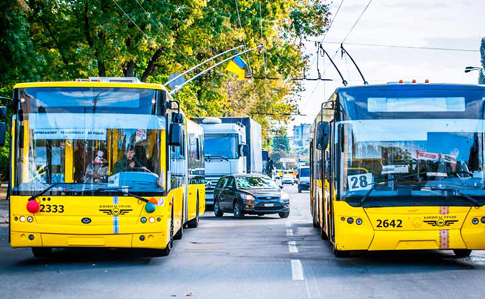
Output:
top-left (272, 127), bottom-right (290, 154)
top-left (0, 0), bottom-right (330, 179)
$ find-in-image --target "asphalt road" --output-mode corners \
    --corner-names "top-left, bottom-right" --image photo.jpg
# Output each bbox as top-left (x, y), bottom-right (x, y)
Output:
top-left (1, 185), bottom-right (485, 299)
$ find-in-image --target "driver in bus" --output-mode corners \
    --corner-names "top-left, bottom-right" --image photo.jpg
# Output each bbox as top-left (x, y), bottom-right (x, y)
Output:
top-left (114, 146), bottom-right (148, 173)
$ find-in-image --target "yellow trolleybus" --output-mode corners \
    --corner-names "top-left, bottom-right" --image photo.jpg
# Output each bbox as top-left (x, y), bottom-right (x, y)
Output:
top-left (310, 83), bottom-right (485, 257)
top-left (7, 77), bottom-right (205, 257)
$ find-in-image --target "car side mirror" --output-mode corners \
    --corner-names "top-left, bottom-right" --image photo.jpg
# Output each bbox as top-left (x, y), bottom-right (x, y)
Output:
top-left (316, 121), bottom-right (329, 150)
top-left (0, 123), bottom-right (6, 147)
top-left (279, 185), bottom-right (283, 189)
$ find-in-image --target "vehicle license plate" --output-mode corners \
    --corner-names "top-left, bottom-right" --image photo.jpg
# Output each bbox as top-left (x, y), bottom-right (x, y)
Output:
top-left (264, 203), bottom-right (274, 207)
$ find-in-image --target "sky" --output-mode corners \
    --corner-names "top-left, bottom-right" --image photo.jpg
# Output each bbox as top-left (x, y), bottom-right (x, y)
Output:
top-left (288, 0), bottom-right (485, 135)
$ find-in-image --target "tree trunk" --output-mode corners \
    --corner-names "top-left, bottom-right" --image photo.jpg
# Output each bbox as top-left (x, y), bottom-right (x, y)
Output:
top-left (123, 60), bottom-right (135, 77)
top-left (141, 48), bottom-right (163, 82)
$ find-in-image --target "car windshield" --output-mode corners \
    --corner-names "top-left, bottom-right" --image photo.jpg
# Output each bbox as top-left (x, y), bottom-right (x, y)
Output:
top-left (12, 87), bottom-right (165, 196)
top-left (338, 87), bottom-right (485, 207)
top-left (204, 133), bottom-right (239, 159)
top-left (236, 176), bottom-right (279, 189)
top-left (300, 168), bottom-right (310, 177)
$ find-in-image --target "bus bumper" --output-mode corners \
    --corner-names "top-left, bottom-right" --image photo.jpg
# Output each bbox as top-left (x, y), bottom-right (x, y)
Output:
top-left (10, 232), bottom-right (169, 249)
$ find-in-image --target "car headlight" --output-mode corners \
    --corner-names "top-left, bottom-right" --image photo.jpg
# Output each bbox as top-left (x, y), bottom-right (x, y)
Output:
top-left (240, 193), bottom-right (255, 202)
top-left (281, 192), bottom-right (290, 201)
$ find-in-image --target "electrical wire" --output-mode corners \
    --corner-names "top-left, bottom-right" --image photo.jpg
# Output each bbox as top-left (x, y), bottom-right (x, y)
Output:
top-left (132, 0), bottom-right (197, 64)
top-left (308, 0), bottom-right (345, 72)
top-left (234, 0), bottom-right (253, 73)
top-left (315, 41), bottom-right (480, 53)
top-left (341, 0), bottom-right (374, 44)
top-left (258, 0), bottom-right (267, 77)
top-left (111, 0), bottom-right (149, 38)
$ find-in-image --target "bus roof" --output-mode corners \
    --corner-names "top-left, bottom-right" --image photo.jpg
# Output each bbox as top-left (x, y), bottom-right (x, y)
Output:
top-left (335, 83), bottom-right (485, 94)
top-left (13, 81), bottom-right (167, 91)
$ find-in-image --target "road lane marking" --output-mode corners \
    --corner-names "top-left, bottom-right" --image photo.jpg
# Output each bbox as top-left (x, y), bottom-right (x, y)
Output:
top-left (291, 259), bottom-right (304, 281)
top-left (288, 241), bottom-right (298, 253)
top-left (286, 229), bottom-right (293, 236)
top-left (286, 221), bottom-right (291, 228)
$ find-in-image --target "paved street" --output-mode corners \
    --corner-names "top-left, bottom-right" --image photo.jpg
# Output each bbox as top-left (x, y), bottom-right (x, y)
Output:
top-left (1, 185), bottom-right (485, 299)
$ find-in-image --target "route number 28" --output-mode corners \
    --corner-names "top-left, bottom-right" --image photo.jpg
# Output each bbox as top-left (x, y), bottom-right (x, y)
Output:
top-left (347, 173), bottom-right (373, 191)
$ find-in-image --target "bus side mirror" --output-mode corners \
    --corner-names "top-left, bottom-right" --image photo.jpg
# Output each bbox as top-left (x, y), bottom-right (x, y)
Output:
top-left (0, 106), bottom-right (6, 118)
top-left (0, 123), bottom-right (6, 147)
top-left (316, 121), bottom-right (329, 150)
top-left (169, 123), bottom-right (183, 146)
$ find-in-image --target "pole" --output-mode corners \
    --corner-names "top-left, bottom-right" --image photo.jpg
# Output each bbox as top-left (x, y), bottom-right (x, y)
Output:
top-left (170, 45), bottom-right (263, 95)
top-left (340, 44), bottom-right (368, 85)
top-left (164, 45), bottom-right (246, 87)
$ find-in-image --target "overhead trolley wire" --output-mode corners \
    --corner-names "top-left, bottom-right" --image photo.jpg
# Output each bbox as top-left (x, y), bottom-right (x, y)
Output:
top-left (341, 0), bottom-right (374, 44)
top-left (132, 0), bottom-right (197, 64)
top-left (308, 0), bottom-right (346, 71)
top-left (313, 41), bottom-right (480, 53)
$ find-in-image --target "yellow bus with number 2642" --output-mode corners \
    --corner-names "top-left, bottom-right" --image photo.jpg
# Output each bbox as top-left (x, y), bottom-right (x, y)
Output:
top-left (6, 77), bottom-right (205, 258)
top-left (310, 83), bottom-right (485, 258)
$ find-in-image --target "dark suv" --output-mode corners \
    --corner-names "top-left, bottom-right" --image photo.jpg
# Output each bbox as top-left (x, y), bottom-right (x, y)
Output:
top-left (213, 174), bottom-right (290, 218)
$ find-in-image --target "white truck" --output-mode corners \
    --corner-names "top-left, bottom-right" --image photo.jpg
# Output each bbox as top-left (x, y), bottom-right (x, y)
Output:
top-left (192, 117), bottom-right (263, 206)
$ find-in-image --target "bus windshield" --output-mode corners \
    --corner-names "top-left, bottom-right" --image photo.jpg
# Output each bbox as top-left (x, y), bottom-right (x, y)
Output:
top-left (338, 87), bottom-right (485, 207)
top-left (13, 87), bottom-right (166, 195)
top-left (204, 134), bottom-right (239, 159)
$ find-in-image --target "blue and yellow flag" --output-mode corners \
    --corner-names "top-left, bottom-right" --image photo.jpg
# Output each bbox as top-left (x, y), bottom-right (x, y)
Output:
top-left (225, 56), bottom-right (247, 80)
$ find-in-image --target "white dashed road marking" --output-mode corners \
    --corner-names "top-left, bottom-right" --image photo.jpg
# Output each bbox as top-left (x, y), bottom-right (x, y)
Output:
top-left (288, 241), bottom-right (298, 253)
top-left (286, 221), bottom-right (292, 228)
top-left (286, 229), bottom-right (293, 236)
top-left (291, 259), bottom-right (304, 281)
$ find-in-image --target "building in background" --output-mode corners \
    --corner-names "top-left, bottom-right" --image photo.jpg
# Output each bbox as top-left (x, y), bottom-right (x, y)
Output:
top-left (292, 123), bottom-right (311, 165)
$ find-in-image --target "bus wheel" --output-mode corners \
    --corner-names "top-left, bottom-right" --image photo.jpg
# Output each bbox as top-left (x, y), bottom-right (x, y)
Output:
top-left (32, 247), bottom-right (52, 258)
top-left (159, 213), bottom-right (175, 256)
top-left (174, 217), bottom-right (184, 240)
top-left (320, 227), bottom-right (329, 240)
top-left (453, 249), bottom-right (472, 258)
top-left (188, 198), bottom-right (200, 228)
top-left (312, 201), bottom-right (319, 228)
top-left (333, 248), bottom-right (351, 258)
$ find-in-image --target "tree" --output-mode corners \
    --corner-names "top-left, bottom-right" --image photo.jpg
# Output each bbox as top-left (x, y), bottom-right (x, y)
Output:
top-left (480, 37), bottom-right (485, 84)
top-left (0, 0), bottom-right (331, 179)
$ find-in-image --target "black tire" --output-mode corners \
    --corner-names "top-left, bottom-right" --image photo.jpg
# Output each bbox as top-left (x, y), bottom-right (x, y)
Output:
top-left (453, 249), bottom-right (472, 258)
top-left (174, 211), bottom-right (184, 240)
top-left (31, 247), bottom-right (52, 258)
top-left (187, 196), bottom-right (200, 228)
top-left (333, 248), bottom-right (351, 258)
top-left (279, 211), bottom-right (290, 218)
top-left (159, 212), bottom-right (174, 256)
top-left (298, 188), bottom-right (302, 193)
top-left (312, 200), bottom-right (319, 228)
top-left (214, 198), bottom-right (223, 217)
top-left (320, 227), bottom-right (329, 240)
top-left (257, 214), bottom-right (265, 217)
top-left (233, 201), bottom-right (244, 219)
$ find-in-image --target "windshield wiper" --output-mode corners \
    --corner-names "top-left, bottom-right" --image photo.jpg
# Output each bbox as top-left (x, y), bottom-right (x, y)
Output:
top-left (27, 182), bottom-right (61, 201)
top-left (429, 187), bottom-right (481, 207)
top-left (95, 187), bottom-right (150, 203)
top-left (358, 172), bottom-right (434, 207)
top-left (205, 155), bottom-right (230, 161)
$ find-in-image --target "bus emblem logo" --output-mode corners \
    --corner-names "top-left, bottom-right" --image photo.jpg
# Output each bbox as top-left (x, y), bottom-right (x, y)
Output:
top-left (99, 207), bottom-right (133, 216)
top-left (423, 218), bottom-right (458, 227)
top-left (81, 217), bottom-right (92, 224)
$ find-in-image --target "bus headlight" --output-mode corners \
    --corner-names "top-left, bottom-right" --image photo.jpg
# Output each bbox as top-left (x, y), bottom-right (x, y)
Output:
top-left (481, 217), bottom-right (485, 224)
top-left (140, 217), bottom-right (147, 224)
top-left (20, 216), bottom-right (26, 222)
top-left (356, 218), bottom-right (363, 225)
top-left (347, 217), bottom-right (354, 224)
top-left (472, 218), bottom-right (479, 225)
top-left (27, 216), bottom-right (34, 223)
